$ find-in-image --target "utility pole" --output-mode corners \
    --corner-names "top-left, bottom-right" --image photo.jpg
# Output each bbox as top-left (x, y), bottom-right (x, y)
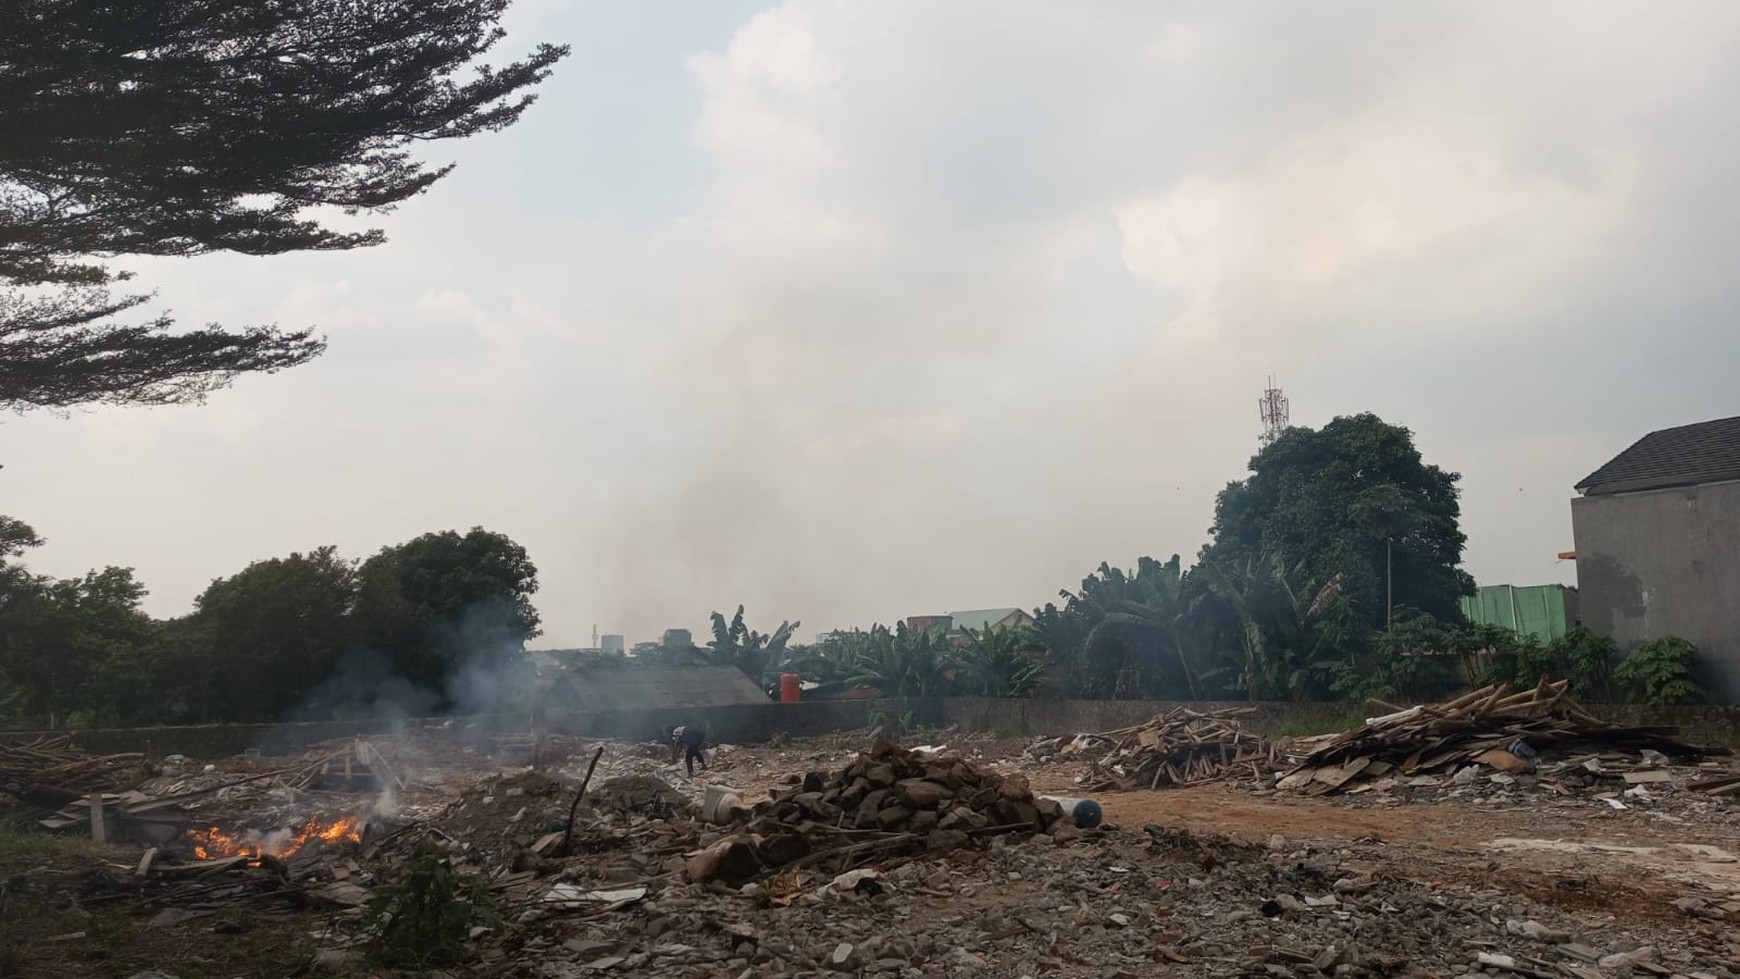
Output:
top-left (1386, 537), bottom-right (1393, 634)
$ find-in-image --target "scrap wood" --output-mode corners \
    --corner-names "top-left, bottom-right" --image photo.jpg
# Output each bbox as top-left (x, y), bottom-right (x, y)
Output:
top-left (0, 735), bottom-right (144, 794)
top-left (1081, 706), bottom-right (1278, 792)
top-left (1688, 772), bottom-right (1740, 796)
top-left (1276, 679), bottom-right (1721, 797)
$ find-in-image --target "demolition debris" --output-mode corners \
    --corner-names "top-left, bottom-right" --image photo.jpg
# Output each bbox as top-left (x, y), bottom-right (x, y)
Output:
top-left (1276, 679), bottom-right (1721, 796)
top-left (1080, 706), bottom-right (1282, 791)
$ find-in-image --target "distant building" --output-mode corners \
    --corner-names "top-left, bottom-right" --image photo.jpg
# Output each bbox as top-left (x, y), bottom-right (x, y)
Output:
top-left (661, 628), bottom-right (694, 648)
top-left (600, 634), bottom-right (625, 655)
top-left (1571, 415), bottom-right (1740, 702)
top-left (946, 608), bottom-right (1035, 636)
top-left (903, 607), bottom-right (1036, 646)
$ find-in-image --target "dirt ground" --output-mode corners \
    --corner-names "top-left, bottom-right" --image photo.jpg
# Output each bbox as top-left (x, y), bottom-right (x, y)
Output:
top-left (4, 727), bottom-right (1738, 978)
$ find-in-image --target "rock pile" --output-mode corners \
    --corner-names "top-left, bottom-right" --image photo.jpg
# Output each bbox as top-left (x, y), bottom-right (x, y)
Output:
top-left (683, 742), bottom-right (1074, 887)
top-left (766, 741), bottom-right (1066, 839)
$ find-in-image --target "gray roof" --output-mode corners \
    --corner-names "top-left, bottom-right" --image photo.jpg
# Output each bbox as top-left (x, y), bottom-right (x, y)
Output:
top-left (1576, 416), bottom-right (1740, 496)
top-left (947, 608), bottom-right (1031, 633)
top-left (542, 665), bottom-right (769, 713)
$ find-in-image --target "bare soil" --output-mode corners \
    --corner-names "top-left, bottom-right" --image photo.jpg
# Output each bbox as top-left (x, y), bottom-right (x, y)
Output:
top-left (4, 728), bottom-right (1738, 978)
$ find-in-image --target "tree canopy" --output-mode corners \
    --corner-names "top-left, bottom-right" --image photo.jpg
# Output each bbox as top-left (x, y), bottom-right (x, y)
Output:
top-left (0, 0), bottom-right (568, 410)
top-left (0, 518), bottom-right (542, 726)
top-left (1203, 413), bottom-right (1475, 628)
top-left (352, 527), bottom-right (541, 696)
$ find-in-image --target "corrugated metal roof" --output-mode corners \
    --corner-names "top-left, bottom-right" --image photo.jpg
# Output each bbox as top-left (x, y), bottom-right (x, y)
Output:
top-left (543, 665), bottom-right (768, 713)
top-left (1576, 415), bottom-right (1740, 496)
top-left (947, 608), bottom-right (1031, 633)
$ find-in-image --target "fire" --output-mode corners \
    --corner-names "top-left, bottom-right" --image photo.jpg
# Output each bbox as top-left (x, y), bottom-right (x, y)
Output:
top-left (190, 814), bottom-right (362, 861)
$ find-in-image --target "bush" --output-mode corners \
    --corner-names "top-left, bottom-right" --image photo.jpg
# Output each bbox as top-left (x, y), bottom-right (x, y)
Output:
top-left (1613, 636), bottom-right (1704, 705)
top-left (364, 846), bottom-right (500, 968)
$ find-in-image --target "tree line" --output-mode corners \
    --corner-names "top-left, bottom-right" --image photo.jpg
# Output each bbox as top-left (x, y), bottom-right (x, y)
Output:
top-left (0, 413), bottom-right (1703, 731)
top-left (766, 414), bottom-right (1703, 706)
top-left (0, 523), bottom-right (539, 728)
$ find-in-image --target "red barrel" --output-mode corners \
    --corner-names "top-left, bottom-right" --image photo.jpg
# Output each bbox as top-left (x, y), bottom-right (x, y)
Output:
top-left (779, 673), bottom-right (801, 703)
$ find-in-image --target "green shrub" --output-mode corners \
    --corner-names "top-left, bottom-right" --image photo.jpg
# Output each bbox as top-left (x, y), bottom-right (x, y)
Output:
top-left (364, 846), bottom-right (500, 968)
top-left (1613, 636), bottom-right (1704, 705)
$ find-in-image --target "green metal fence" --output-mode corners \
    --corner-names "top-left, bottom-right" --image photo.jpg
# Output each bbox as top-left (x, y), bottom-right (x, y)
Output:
top-left (1459, 584), bottom-right (1579, 642)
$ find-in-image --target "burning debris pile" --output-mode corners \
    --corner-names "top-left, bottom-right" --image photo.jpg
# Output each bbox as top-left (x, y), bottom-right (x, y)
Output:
top-left (188, 813), bottom-right (363, 861)
top-left (1079, 707), bottom-right (1283, 791)
top-left (1276, 679), bottom-right (1720, 796)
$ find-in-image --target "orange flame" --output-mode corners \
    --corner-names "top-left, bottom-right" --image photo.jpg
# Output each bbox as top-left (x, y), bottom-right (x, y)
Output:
top-left (189, 814), bottom-right (362, 861)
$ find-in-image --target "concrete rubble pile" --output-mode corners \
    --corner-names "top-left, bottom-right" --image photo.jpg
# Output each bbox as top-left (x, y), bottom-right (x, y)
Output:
top-left (1079, 706), bottom-right (1284, 791)
top-left (1277, 678), bottom-right (1724, 797)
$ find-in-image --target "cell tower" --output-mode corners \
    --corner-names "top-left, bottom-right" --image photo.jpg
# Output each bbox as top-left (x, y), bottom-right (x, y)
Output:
top-left (1258, 375), bottom-right (1289, 449)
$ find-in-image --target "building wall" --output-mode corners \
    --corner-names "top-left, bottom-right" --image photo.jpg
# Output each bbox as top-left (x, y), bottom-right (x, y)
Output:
top-left (1572, 479), bottom-right (1740, 703)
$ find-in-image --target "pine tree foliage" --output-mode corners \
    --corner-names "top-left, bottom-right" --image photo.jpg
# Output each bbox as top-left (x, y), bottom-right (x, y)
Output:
top-left (0, 0), bottom-right (568, 409)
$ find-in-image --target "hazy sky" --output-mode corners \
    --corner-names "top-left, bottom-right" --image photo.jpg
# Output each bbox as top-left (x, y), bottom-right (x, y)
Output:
top-left (7, 1), bottom-right (1740, 647)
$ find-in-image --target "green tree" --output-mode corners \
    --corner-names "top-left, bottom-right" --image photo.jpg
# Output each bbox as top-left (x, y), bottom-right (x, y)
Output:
top-left (843, 622), bottom-right (954, 698)
top-left (351, 527), bottom-right (540, 700)
top-left (1198, 550), bottom-right (1356, 700)
top-left (1, 0), bottom-right (569, 410)
top-left (189, 546), bottom-right (358, 722)
top-left (958, 624), bottom-right (1046, 698)
top-left (707, 606), bottom-right (801, 693)
top-left (1203, 413), bottom-right (1474, 631)
top-left (0, 562), bottom-right (156, 727)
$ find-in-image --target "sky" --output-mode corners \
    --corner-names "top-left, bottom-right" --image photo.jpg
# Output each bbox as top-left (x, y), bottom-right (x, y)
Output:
top-left (7, 1), bottom-right (1740, 648)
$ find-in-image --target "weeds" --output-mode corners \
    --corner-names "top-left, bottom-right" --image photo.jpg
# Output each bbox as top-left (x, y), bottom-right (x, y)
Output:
top-left (0, 816), bottom-right (84, 858)
top-left (364, 845), bottom-right (500, 969)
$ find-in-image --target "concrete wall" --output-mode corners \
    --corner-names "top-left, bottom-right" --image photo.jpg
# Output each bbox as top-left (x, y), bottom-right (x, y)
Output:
top-left (15, 697), bottom-right (1737, 759)
top-left (1572, 479), bottom-right (1740, 702)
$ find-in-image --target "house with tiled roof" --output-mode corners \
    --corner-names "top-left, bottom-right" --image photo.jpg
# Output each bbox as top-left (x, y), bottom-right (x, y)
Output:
top-left (1571, 415), bottom-right (1740, 702)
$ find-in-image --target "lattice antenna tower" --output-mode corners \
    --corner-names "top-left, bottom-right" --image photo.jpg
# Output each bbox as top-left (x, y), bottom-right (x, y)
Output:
top-left (1258, 375), bottom-right (1289, 449)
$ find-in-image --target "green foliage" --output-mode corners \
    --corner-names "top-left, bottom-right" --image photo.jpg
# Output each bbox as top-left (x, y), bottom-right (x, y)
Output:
top-left (844, 622), bottom-right (956, 697)
top-left (1198, 551), bottom-right (1357, 701)
top-left (1203, 413), bottom-right (1475, 631)
top-left (1328, 607), bottom-right (1463, 702)
top-left (958, 625), bottom-right (1046, 698)
top-left (352, 527), bottom-right (540, 701)
top-left (1038, 556), bottom-right (1235, 700)
top-left (2, 2), bottom-right (568, 410)
top-left (0, 814), bottom-right (84, 858)
top-left (1465, 625), bottom-right (1620, 702)
top-left (188, 547), bottom-right (358, 722)
top-left (708, 606), bottom-right (800, 692)
top-left (0, 514), bottom-right (544, 726)
top-left (1614, 636), bottom-right (1704, 705)
top-left (364, 846), bottom-right (500, 969)
top-left (0, 534), bottom-right (156, 728)
top-left (787, 623), bottom-right (957, 698)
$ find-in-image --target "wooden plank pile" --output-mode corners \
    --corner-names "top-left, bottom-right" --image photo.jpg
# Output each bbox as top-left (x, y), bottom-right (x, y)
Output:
top-left (1275, 678), bottom-right (1716, 796)
top-left (0, 734), bottom-right (143, 796)
top-left (1081, 707), bottom-right (1282, 792)
top-left (287, 737), bottom-right (405, 793)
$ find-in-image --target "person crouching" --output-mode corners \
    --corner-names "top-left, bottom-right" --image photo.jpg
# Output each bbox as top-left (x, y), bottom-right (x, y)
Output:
top-left (662, 723), bottom-right (709, 777)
